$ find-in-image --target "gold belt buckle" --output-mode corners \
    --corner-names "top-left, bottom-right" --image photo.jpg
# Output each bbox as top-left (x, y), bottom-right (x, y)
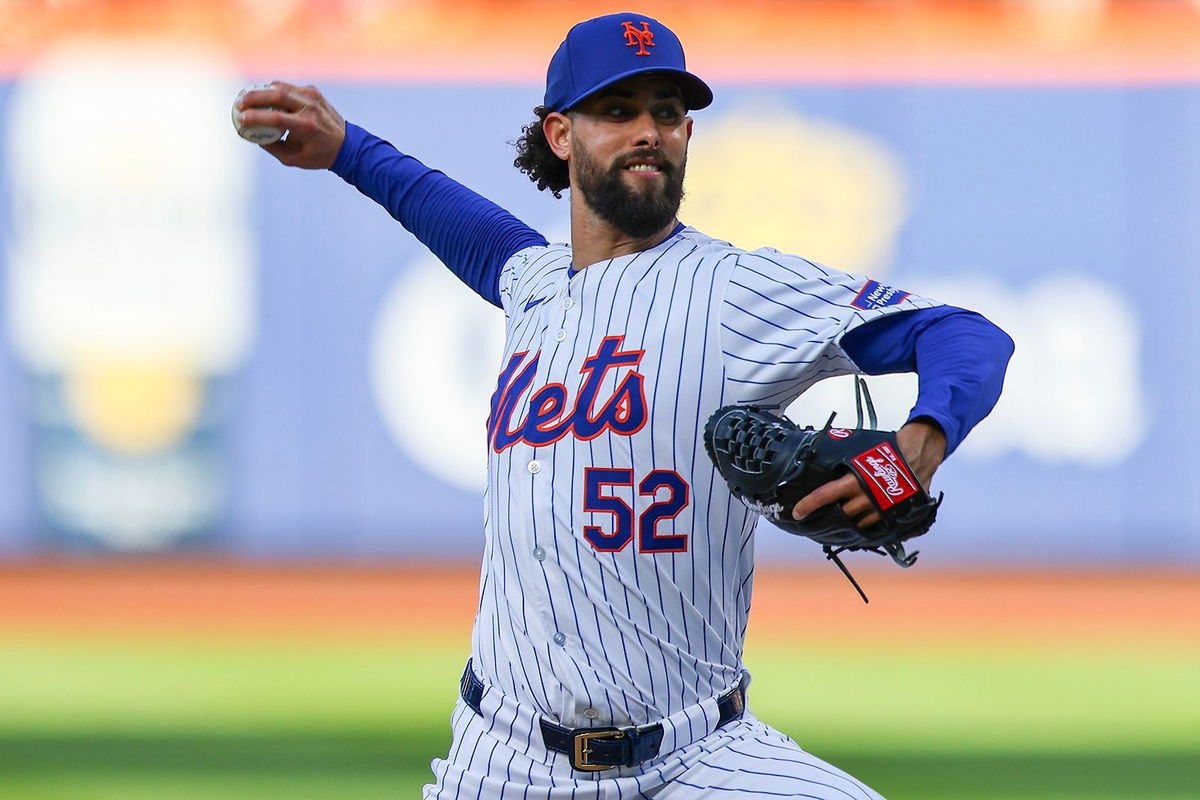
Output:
top-left (573, 729), bottom-right (625, 771)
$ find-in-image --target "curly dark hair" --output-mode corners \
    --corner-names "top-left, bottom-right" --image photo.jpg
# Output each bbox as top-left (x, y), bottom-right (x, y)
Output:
top-left (513, 106), bottom-right (570, 199)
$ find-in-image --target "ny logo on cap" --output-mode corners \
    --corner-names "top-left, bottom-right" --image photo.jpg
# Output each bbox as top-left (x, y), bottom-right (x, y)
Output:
top-left (621, 21), bottom-right (655, 56)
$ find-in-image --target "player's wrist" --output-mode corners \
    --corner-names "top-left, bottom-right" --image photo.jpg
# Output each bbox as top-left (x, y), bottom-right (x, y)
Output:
top-left (328, 120), bottom-right (363, 177)
top-left (896, 419), bottom-right (946, 486)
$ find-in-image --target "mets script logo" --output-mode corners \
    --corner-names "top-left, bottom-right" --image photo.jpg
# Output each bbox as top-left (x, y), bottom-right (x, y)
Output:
top-left (487, 336), bottom-right (648, 453)
top-left (622, 21), bottom-right (655, 55)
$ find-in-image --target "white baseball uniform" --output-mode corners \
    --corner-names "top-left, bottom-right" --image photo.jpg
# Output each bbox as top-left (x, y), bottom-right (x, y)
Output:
top-left (304, 12), bottom-right (1007, 795)
top-left (423, 225), bottom-right (939, 799)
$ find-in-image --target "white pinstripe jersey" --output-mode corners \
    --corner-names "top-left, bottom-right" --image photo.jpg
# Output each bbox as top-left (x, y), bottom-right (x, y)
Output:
top-left (473, 225), bottom-right (939, 730)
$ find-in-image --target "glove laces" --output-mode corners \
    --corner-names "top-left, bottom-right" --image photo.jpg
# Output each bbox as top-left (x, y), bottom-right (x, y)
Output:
top-left (821, 377), bottom-right (918, 604)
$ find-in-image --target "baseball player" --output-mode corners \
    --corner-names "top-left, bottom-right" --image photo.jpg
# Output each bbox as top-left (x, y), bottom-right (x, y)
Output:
top-left (237, 12), bottom-right (1013, 798)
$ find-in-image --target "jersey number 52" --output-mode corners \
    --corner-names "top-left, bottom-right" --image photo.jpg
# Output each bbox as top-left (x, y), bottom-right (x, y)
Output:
top-left (582, 468), bottom-right (689, 553)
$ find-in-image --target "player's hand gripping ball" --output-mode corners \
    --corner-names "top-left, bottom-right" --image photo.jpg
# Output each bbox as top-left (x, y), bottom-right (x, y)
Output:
top-left (232, 82), bottom-right (283, 145)
top-left (704, 405), bottom-right (942, 570)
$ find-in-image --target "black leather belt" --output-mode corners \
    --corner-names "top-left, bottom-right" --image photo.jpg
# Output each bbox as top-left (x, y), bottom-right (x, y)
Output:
top-left (459, 660), bottom-right (746, 772)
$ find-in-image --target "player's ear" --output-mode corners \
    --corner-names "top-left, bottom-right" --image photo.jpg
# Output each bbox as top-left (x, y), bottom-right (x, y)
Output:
top-left (685, 116), bottom-right (693, 141)
top-left (544, 112), bottom-right (571, 161)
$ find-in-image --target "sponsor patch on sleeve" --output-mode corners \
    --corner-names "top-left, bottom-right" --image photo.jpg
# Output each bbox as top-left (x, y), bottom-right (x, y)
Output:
top-left (851, 280), bottom-right (910, 311)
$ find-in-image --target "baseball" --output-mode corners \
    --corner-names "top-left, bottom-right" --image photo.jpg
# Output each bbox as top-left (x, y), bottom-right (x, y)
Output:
top-left (232, 82), bottom-right (283, 145)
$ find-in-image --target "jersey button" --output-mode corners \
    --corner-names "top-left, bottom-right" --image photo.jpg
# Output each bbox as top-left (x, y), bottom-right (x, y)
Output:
top-left (583, 708), bottom-right (599, 720)
top-left (532, 546), bottom-right (546, 561)
top-left (563, 297), bottom-right (575, 310)
top-left (527, 460), bottom-right (541, 474)
top-left (554, 329), bottom-right (567, 342)
top-left (552, 632), bottom-right (566, 646)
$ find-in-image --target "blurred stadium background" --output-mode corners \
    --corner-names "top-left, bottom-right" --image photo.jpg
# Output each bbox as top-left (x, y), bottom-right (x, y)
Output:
top-left (0, 0), bottom-right (1197, 797)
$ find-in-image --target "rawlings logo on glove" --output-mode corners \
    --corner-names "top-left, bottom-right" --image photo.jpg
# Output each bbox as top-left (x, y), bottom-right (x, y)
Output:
top-left (702, 400), bottom-right (942, 602)
top-left (853, 442), bottom-right (920, 506)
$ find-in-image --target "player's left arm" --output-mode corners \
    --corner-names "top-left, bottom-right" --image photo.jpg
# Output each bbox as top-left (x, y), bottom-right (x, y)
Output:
top-left (791, 306), bottom-right (1014, 526)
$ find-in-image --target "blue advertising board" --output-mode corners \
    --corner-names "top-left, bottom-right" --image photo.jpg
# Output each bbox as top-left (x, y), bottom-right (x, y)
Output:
top-left (1, 68), bottom-right (1197, 564)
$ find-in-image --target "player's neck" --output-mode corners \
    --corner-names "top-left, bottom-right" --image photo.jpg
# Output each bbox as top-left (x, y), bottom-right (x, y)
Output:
top-left (568, 203), bottom-right (678, 270)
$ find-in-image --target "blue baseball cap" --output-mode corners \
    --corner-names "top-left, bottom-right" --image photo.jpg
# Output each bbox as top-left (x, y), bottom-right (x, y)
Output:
top-left (544, 12), bottom-right (713, 113)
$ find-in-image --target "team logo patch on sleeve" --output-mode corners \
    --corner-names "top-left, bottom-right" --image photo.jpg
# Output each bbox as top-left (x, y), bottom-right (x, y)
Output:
top-left (851, 280), bottom-right (910, 311)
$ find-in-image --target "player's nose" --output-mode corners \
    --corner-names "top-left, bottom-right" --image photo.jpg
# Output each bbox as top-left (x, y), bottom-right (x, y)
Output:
top-left (628, 109), bottom-right (661, 149)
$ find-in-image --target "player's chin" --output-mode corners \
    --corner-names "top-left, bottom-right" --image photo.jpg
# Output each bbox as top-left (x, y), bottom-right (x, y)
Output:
top-left (621, 172), bottom-right (670, 197)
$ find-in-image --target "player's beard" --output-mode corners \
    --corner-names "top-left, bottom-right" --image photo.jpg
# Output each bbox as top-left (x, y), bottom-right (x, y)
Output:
top-left (573, 145), bottom-right (685, 240)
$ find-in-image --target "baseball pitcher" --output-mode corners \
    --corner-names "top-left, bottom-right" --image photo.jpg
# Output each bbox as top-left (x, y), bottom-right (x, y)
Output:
top-left (236, 12), bottom-right (1014, 798)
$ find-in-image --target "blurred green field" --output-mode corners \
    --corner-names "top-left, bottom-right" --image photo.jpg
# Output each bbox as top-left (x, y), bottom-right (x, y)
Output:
top-left (1, 634), bottom-right (1197, 799)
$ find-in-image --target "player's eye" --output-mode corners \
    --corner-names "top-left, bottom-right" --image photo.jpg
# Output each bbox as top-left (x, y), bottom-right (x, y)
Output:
top-left (654, 104), bottom-right (683, 123)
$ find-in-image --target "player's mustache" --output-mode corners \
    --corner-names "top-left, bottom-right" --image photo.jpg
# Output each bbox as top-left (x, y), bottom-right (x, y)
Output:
top-left (612, 149), bottom-right (674, 174)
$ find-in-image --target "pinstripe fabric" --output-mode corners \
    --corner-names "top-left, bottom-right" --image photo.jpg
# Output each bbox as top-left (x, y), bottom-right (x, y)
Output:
top-left (444, 225), bottom-right (935, 796)
top-left (424, 701), bottom-right (886, 799)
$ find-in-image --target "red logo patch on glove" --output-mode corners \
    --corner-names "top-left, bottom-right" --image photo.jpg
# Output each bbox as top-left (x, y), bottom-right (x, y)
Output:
top-left (850, 442), bottom-right (920, 509)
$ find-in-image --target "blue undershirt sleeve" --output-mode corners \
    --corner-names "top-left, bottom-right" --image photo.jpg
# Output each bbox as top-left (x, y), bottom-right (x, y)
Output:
top-left (840, 306), bottom-right (1014, 457)
top-left (329, 122), bottom-right (549, 308)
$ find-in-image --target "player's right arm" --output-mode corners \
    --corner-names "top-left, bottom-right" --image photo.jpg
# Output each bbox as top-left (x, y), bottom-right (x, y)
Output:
top-left (236, 82), bottom-right (548, 308)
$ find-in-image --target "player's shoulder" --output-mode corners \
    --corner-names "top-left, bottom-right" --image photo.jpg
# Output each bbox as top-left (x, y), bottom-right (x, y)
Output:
top-left (508, 239), bottom-right (571, 264)
top-left (739, 245), bottom-right (837, 277)
top-left (676, 225), bottom-right (745, 259)
top-left (498, 240), bottom-right (571, 310)
top-left (504, 240), bottom-right (572, 281)
top-left (677, 227), bottom-right (840, 280)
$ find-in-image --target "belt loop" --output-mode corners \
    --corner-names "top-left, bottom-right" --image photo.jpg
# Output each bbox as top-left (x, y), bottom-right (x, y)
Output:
top-left (460, 659), bottom-right (484, 716)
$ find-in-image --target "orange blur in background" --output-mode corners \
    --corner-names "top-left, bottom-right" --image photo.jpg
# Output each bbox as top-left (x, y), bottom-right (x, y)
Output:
top-left (3, 0), bottom-right (1200, 83)
top-left (2, 562), bottom-right (1195, 648)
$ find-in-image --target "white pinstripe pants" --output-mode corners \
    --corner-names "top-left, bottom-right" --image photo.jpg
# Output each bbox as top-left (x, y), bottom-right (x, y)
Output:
top-left (423, 698), bottom-right (887, 799)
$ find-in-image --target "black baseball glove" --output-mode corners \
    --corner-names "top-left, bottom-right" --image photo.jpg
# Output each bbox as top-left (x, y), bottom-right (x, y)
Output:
top-left (703, 400), bottom-right (942, 602)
